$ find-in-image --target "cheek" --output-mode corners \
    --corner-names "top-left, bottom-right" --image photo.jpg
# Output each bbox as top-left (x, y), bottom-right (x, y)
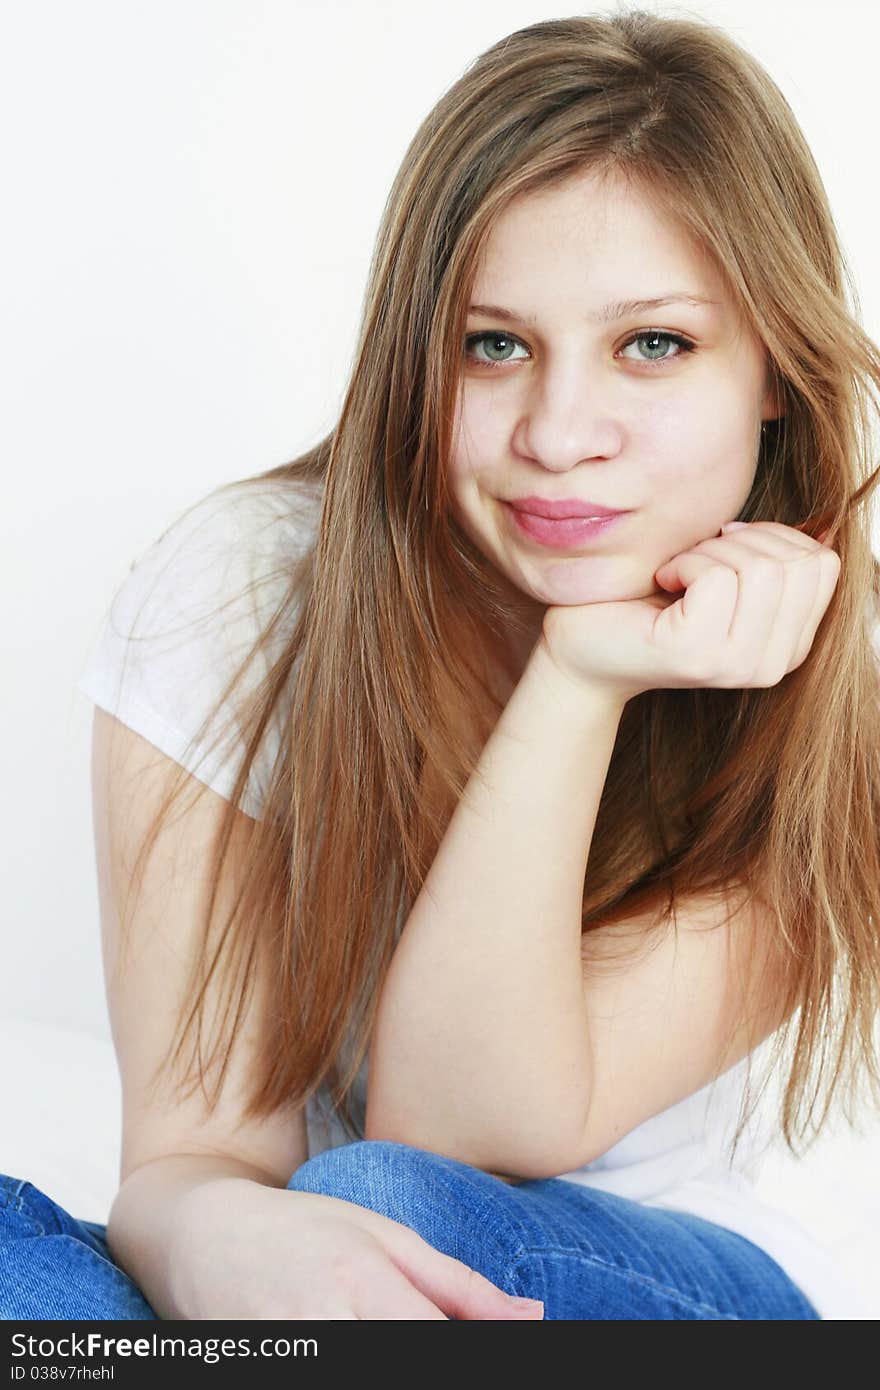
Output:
top-left (449, 390), bottom-right (504, 481)
top-left (638, 389), bottom-right (757, 514)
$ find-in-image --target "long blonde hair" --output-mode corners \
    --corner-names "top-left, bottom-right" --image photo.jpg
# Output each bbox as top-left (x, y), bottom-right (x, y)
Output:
top-left (118, 7), bottom-right (880, 1164)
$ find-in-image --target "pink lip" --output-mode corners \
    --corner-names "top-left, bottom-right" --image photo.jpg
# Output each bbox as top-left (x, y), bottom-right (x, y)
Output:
top-left (504, 503), bottom-right (628, 549)
top-left (507, 495), bottom-right (625, 520)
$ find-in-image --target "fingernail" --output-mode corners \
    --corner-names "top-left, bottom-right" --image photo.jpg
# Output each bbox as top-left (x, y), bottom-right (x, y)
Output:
top-left (721, 521), bottom-right (748, 533)
top-left (511, 1296), bottom-right (544, 1311)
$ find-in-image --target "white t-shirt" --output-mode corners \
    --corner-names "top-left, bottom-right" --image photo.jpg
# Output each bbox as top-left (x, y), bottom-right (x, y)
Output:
top-left (75, 477), bottom-right (871, 1320)
top-left (76, 476), bottom-right (323, 821)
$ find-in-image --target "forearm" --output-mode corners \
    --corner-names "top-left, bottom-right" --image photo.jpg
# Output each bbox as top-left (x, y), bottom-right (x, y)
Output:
top-left (106, 1152), bottom-right (285, 1319)
top-left (365, 636), bottom-right (626, 1176)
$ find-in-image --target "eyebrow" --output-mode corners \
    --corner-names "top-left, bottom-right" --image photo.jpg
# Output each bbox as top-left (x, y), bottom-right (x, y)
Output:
top-left (467, 294), bottom-right (720, 326)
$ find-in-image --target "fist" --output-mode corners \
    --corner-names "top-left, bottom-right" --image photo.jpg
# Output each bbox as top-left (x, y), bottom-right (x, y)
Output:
top-left (541, 521), bottom-right (841, 705)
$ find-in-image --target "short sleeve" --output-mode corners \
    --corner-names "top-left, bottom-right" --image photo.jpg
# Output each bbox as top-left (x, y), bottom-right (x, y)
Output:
top-left (75, 478), bottom-right (322, 820)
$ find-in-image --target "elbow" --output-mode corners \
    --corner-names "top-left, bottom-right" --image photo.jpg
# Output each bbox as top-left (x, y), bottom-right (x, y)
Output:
top-left (364, 1106), bottom-right (590, 1182)
top-left (547, 1116), bottom-right (612, 1176)
top-left (499, 1113), bottom-right (604, 1181)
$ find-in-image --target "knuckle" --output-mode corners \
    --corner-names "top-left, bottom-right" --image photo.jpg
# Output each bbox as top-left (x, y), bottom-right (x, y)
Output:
top-left (684, 652), bottom-right (718, 684)
top-left (720, 659), bottom-right (755, 687)
top-left (327, 1250), bottom-right (361, 1291)
top-left (459, 1258), bottom-right (486, 1289)
top-left (458, 1258), bottom-right (500, 1299)
top-left (733, 663), bottom-right (759, 687)
top-left (751, 556), bottom-right (784, 586)
top-left (757, 661), bottom-right (789, 687)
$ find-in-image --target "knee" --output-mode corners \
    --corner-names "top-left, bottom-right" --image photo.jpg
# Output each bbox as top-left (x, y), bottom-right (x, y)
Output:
top-left (286, 1140), bottom-right (438, 1235)
top-left (287, 1139), bottom-right (441, 1200)
top-left (285, 1140), bottom-right (527, 1272)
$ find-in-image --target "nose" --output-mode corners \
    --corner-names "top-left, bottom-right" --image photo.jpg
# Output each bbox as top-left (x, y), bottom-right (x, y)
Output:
top-left (515, 359), bottom-right (623, 472)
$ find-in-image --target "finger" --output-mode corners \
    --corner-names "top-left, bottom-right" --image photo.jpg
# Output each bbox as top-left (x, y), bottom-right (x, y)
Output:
top-left (337, 1204), bottom-right (543, 1319)
top-left (354, 1263), bottom-right (451, 1319)
top-left (656, 534), bottom-right (832, 686)
top-left (727, 519), bottom-right (839, 558)
top-left (708, 527), bottom-right (838, 667)
top-left (717, 543), bottom-right (790, 660)
top-left (722, 520), bottom-right (830, 553)
top-left (711, 533), bottom-right (829, 681)
top-left (378, 1229), bottom-right (543, 1320)
top-left (650, 523), bottom-right (838, 688)
top-left (788, 547), bottom-right (842, 668)
top-left (655, 541), bottom-right (787, 676)
top-left (655, 559), bottom-right (741, 663)
top-left (655, 524), bottom-right (820, 592)
top-left (754, 553), bottom-right (825, 684)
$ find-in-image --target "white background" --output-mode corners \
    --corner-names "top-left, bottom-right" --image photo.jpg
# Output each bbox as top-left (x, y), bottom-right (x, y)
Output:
top-left (2, 0), bottom-right (879, 1300)
top-left (5, 0), bottom-right (878, 1037)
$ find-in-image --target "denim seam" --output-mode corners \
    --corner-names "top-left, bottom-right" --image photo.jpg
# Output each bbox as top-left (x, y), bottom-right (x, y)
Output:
top-left (0, 1179), bottom-right (46, 1236)
top-left (0, 1177), bottom-right (24, 1214)
top-left (58, 1232), bottom-right (135, 1280)
top-left (428, 1159), bottom-right (531, 1267)
top-left (508, 1245), bottom-right (740, 1319)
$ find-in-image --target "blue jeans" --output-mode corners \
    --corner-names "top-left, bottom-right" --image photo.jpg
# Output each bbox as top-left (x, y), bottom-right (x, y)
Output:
top-left (0, 1140), bottom-right (820, 1319)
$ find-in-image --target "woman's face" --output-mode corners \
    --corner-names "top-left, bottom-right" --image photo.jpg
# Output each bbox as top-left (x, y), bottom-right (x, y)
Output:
top-left (448, 167), bottom-right (780, 645)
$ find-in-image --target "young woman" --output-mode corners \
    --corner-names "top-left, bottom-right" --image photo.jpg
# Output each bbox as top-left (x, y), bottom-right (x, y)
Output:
top-left (4, 8), bottom-right (879, 1320)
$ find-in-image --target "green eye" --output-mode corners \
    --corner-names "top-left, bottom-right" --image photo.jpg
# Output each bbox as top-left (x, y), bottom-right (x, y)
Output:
top-left (619, 330), bottom-right (696, 363)
top-left (464, 332), bottom-right (529, 366)
top-left (462, 328), bottom-right (697, 370)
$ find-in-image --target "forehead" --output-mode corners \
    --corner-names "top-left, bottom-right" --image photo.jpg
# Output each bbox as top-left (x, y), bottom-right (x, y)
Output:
top-left (473, 168), bottom-right (728, 310)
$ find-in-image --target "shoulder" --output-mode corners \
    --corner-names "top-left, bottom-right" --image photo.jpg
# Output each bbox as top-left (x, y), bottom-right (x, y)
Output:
top-left (77, 472), bottom-right (326, 817)
top-left (150, 474), bottom-right (323, 580)
top-left (116, 474), bottom-right (324, 637)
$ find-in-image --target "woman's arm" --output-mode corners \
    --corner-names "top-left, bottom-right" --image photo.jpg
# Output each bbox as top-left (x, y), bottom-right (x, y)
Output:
top-left (365, 637), bottom-right (625, 1178)
top-left (107, 1153), bottom-right (288, 1318)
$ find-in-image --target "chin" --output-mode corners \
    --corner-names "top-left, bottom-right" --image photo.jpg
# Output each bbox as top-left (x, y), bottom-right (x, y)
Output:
top-left (526, 573), bottom-right (601, 605)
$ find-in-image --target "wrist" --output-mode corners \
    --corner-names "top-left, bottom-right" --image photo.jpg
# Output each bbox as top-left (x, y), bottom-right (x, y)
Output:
top-left (529, 630), bottom-right (629, 721)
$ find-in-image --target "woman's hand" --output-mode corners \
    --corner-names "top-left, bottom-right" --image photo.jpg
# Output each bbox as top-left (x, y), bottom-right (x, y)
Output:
top-left (173, 1178), bottom-right (544, 1320)
top-left (541, 521), bottom-right (841, 705)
